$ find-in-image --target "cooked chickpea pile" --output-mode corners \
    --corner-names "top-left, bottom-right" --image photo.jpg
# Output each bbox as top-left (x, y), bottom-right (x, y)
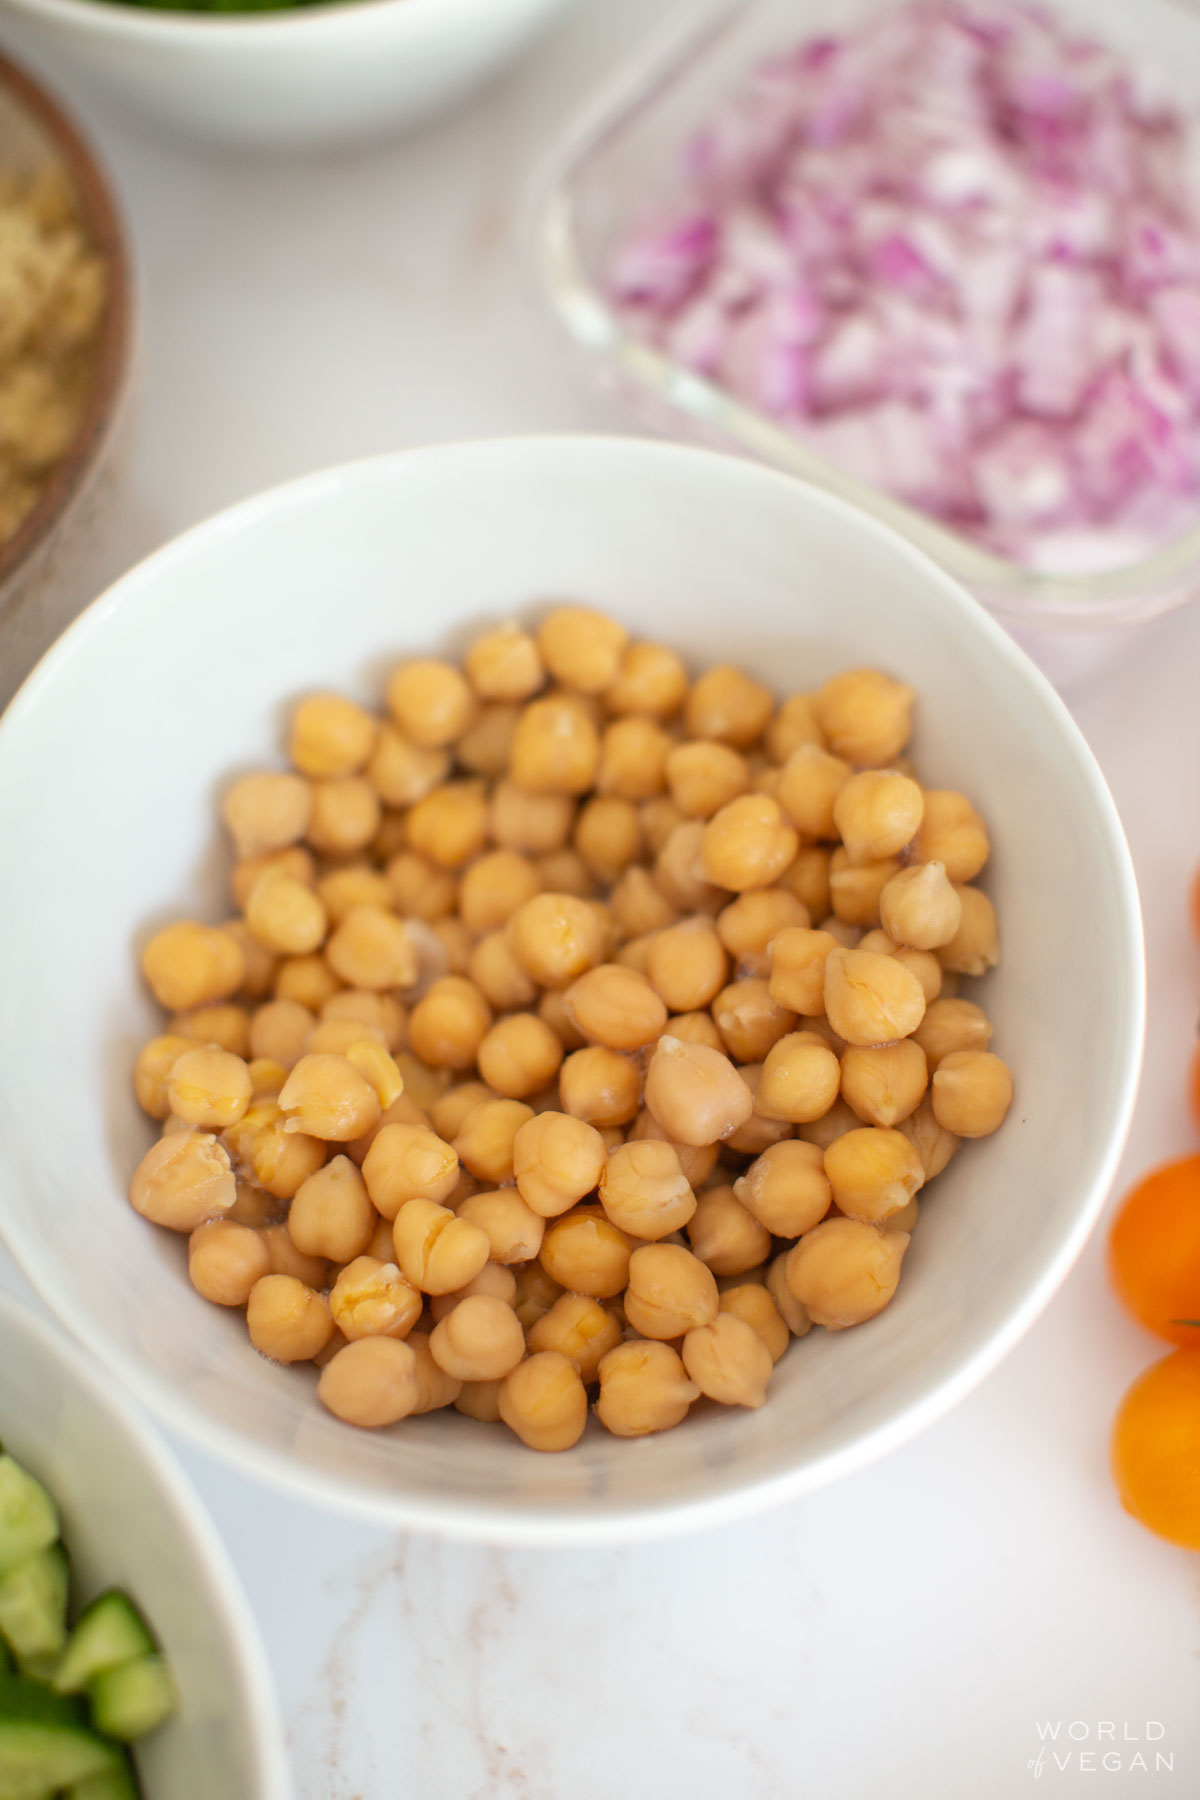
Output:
top-left (129, 606), bottom-right (1013, 1452)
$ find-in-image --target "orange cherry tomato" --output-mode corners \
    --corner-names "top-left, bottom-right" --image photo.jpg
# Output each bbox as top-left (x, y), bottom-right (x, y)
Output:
top-left (1109, 1154), bottom-right (1200, 1346)
top-left (1112, 1347), bottom-right (1200, 1549)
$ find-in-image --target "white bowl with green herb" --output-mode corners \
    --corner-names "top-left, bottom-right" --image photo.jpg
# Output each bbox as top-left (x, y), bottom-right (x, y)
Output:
top-left (0, 1290), bottom-right (288, 1799)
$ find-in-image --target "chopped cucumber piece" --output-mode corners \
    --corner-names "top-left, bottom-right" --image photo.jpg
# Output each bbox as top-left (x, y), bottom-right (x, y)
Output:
top-left (67, 1753), bottom-right (140, 1800)
top-left (54, 1593), bottom-right (154, 1697)
top-left (0, 1459), bottom-right (57, 1580)
top-left (0, 1547), bottom-right (69, 1663)
top-left (0, 1675), bottom-right (120, 1789)
top-left (88, 1655), bottom-right (176, 1742)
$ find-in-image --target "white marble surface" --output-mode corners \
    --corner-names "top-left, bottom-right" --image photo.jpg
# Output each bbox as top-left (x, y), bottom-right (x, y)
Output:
top-left (1, 1), bottom-right (1199, 1795)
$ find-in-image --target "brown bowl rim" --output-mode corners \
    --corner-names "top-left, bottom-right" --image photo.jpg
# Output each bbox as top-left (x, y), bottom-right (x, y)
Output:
top-left (0, 48), bottom-right (132, 597)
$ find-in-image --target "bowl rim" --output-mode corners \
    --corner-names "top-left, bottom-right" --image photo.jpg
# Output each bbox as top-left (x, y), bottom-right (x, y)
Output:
top-left (0, 433), bottom-right (1147, 1544)
top-left (0, 1287), bottom-right (292, 1800)
top-left (0, 0), bottom-right (559, 39)
top-left (0, 48), bottom-right (132, 601)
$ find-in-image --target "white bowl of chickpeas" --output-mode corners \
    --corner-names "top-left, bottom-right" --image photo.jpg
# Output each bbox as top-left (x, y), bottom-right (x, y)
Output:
top-left (0, 436), bottom-right (1143, 1541)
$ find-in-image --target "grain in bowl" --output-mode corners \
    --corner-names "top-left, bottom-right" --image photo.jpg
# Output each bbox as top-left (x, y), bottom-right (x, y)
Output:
top-left (127, 605), bottom-right (1012, 1451)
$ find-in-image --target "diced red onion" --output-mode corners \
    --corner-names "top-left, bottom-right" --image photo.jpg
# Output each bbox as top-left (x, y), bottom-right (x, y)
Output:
top-left (606, 0), bottom-right (1200, 569)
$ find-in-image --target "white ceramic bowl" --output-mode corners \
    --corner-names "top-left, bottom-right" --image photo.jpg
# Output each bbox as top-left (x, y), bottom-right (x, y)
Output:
top-left (0, 437), bottom-right (1144, 1543)
top-left (0, 1289), bottom-right (289, 1798)
top-left (0, 0), bottom-right (580, 150)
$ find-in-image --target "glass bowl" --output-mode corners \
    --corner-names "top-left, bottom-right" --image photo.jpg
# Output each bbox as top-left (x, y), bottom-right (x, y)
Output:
top-left (534, 0), bottom-right (1200, 677)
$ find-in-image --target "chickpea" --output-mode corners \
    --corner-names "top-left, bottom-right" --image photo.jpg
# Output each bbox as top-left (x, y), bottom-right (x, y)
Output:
top-left (733, 1139), bottom-right (831, 1238)
top-left (645, 920), bottom-right (726, 1014)
top-left (718, 1283), bottom-right (790, 1363)
top-left (403, 976), bottom-right (489, 1072)
top-left (221, 919), bottom-right (278, 1000)
top-left (245, 868), bottom-right (328, 959)
top-left (473, 1014), bottom-right (563, 1102)
top-left (452, 1098), bottom-right (533, 1184)
top-left (823, 947), bottom-right (926, 1048)
top-left (465, 621), bottom-right (545, 701)
top-left (528, 850), bottom-right (592, 902)
top-left (403, 781), bottom-right (486, 872)
top-left (878, 861), bottom-right (961, 951)
top-left (644, 1036), bottom-right (753, 1148)
top-left (386, 659), bottom-right (475, 749)
top-left (598, 1139), bottom-right (696, 1240)
top-left (428, 1081), bottom-right (492, 1141)
top-left (455, 1379), bottom-right (505, 1423)
top-left (824, 1127), bottom-right (924, 1223)
top-left (456, 704), bottom-right (520, 778)
top-left (892, 945), bottom-right (943, 1005)
top-left (525, 1294), bottom-right (619, 1384)
top-left (187, 1220), bottom-right (271, 1306)
top-left (685, 665), bottom-right (772, 747)
top-left (828, 849), bottom-right (901, 929)
top-left (290, 695), bottom-right (377, 779)
top-left (813, 668), bottom-right (913, 768)
top-left (570, 795), bottom-right (641, 887)
top-left (361, 1121), bottom-right (458, 1220)
top-left (316, 865), bottom-right (392, 929)
top-left (715, 889), bottom-right (808, 978)
top-left (559, 1046), bottom-right (642, 1129)
top-left (711, 979), bottom-right (795, 1064)
top-left (768, 925), bottom-right (840, 1018)
top-left (428, 916), bottom-right (474, 977)
top-left (247, 1274), bottom-right (333, 1363)
top-left (512, 1260), bottom-right (564, 1330)
top-left (540, 1208), bottom-right (632, 1299)
top-left (937, 887), bottom-right (999, 977)
top-left (271, 956), bottom-right (339, 1016)
top-left (638, 798), bottom-right (684, 860)
top-left (220, 771), bottom-right (309, 861)
top-left (777, 746), bottom-right (851, 840)
top-left (915, 790), bottom-right (989, 883)
top-left (613, 934), bottom-right (654, 977)
top-left (646, 823), bottom-right (719, 919)
top-left (327, 1255), bottom-right (421, 1343)
top-left (623, 1242), bottom-right (718, 1339)
top-left (628, 1107), bottom-right (718, 1189)
top-left (537, 605), bottom-right (628, 694)
top-left (931, 1049), bottom-right (1012, 1138)
top-left (130, 1129), bottom-right (235, 1231)
top-left (262, 1228), bottom-right (330, 1287)
top-left (537, 988), bottom-right (587, 1052)
top-left (247, 1059), bottom-right (288, 1100)
top-left (429, 1294), bottom-right (526, 1382)
top-left (367, 726), bottom-right (449, 810)
top-left (745, 1030), bottom-right (834, 1126)
top-left (247, 999), bottom-right (313, 1069)
top-left (605, 640), bottom-right (688, 717)
top-left (278, 1053), bottom-right (381, 1141)
top-left (701, 795), bottom-right (798, 892)
top-left (912, 997), bottom-right (992, 1071)
top-left (513, 1111), bottom-right (606, 1217)
top-left (289, 1155), bottom-right (376, 1261)
top-left (167, 1046), bottom-right (253, 1131)
top-left (833, 770), bottom-right (923, 866)
top-left (396, 1331), bottom-right (461, 1414)
top-left (381, 852), bottom-right (454, 924)
top-left (134, 1035), bottom-right (193, 1120)
top-left (318, 1337), bottom-right (420, 1427)
top-left (489, 779), bottom-right (575, 854)
top-left (366, 1215), bottom-right (399, 1261)
top-left (766, 1251), bottom-right (812, 1337)
top-left (392, 1198), bottom-right (491, 1295)
top-left (455, 851), bottom-right (535, 935)
top-left (785, 1217), bottom-right (908, 1329)
top-left (559, 964), bottom-right (664, 1054)
top-left (839, 1040), bottom-right (926, 1129)
top-left (507, 891), bottom-right (606, 988)
top-left (897, 1097), bottom-right (961, 1179)
top-left (687, 1186), bottom-right (772, 1277)
top-left (509, 694), bottom-right (599, 795)
top-left (142, 922), bottom-right (244, 1012)
top-left (665, 741), bottom-right (749, 819)
top-left (232, 845), bottom-right (317, 914)
top-left (595, 715), bottom-right (672, 803)
top-left (682, 1314), bottom-right (773, 1408)
top-left (499, 1352), bottom-right (588, 1452)
top-left (457, 1188), bottom-right (545, 1264)
top-left (595, 1340), bottom-right (699, 1437)
top-left (722, 1063), bottom-right (791, 1156)
top-left (305, 777), bottom-right (381, 858)
top-left (765, 691), bottom-right (822, 762)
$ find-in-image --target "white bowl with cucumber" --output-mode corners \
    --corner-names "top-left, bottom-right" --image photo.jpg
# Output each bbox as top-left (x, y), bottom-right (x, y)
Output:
top-left (0, 1291), bottom-right (288, 1799)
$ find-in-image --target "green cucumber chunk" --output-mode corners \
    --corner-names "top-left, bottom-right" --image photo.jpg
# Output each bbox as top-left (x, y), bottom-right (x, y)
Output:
top-left (0, 1459), bottom-right (58, 1580)
top-left (67, 1752), bottom-right (140, 1800)
top-left (88, 1655), bottom-right (176, 1742)
top-left (54, 1593), bottom-right (154, 1697)
top-left (0, 1675), bottom-right (120, 1789)
top-left (0, 1546), bottom-right (69, 1663)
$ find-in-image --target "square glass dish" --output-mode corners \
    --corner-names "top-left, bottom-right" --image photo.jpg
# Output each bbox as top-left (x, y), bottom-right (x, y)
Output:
top-left (534, 0), bottom-right (1200, 658)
